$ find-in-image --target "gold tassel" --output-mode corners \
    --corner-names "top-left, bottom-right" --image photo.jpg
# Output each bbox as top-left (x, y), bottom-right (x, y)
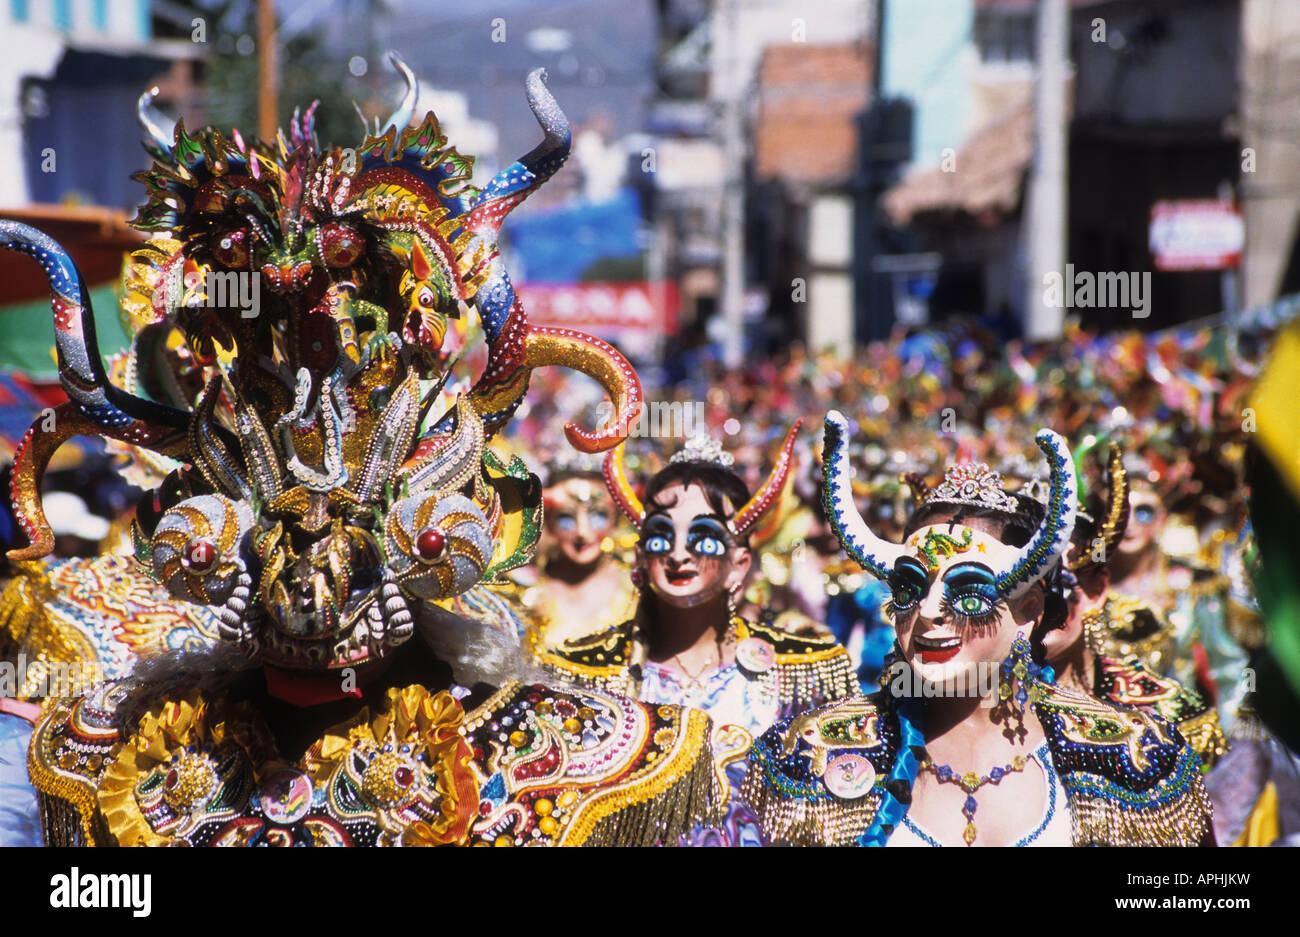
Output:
top-left (738, 762), bottom-right (878, 846)
top-left (1067, 771), bottom-right (1213, 846)
top-left (559, 708), bottom-right (720, 846)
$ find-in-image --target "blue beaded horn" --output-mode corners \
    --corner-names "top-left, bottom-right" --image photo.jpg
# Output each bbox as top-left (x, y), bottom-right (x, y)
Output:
top-left (821, 410), bottom-right (908, 580)
top-left (821, 410), bottom-right (1078, 599)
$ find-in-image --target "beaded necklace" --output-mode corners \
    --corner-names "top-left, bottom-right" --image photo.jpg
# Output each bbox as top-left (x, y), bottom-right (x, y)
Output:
top-left (918, 751), bottom-right (1034, 846)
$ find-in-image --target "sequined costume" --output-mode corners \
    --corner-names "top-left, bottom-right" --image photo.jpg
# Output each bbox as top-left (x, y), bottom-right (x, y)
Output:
top-left (3, 58), bottom-right (718, 847)
top-left (1091, 655), bottom-right (1227, 770)
top-left (0, 557), bottom-right (221, 696)
top-left (741, 680), bottom-right (1212, 846)
top-left (539, 615), bottom-right (855, 738)
top-left (28, 679), bottom-right (715, 847)
top-left (740, 412), bottom-right (1214, 846)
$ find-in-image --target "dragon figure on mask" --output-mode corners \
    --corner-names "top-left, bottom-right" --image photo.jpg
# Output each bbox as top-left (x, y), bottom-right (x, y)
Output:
top-left (0, 55), bottom-right (642, 674)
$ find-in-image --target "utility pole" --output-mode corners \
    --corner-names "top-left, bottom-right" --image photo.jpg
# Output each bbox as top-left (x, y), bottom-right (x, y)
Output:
top-left (1024, 0), bottom-right (1068, 340)
top-left (258, 0), bottom-right (279, 141)
top-left (719, 0), bottom-right (745, 369)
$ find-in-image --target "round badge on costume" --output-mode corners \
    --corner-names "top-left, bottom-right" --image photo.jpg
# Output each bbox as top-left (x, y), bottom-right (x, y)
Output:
top-left (735, 637), bottom-right (775, 674)
top-left (824, 754), bottom-right (875, 800)
top-left (260, 768), bottom-right (314, 825)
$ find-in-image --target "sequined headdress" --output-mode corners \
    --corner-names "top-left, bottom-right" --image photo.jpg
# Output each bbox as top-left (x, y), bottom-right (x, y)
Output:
top-left (821, 411), bottom-right (1076, 598)
top-left (603, 423), bottom-right (802, 537)
top-left (1, 56), bottom-right (642, 671)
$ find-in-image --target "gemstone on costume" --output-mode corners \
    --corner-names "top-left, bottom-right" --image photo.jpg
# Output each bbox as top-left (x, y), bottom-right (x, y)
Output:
top-left (415, 527), bottom-right (448, 562)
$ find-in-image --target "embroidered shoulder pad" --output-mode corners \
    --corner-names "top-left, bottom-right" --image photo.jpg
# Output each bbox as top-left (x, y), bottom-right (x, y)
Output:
top-left (28, 680), bottom-right (134, 845)
top-left (738, 619), bottom-right (857, 709)
top-left (740, 694), bottom-right (898, 846)
top-left (1035, 681), bottom-right (1212, 846)
top-left (534, 621), bottom-right (637, 695)
top-left (1093, 655), bottom-right (1226, 769)
top-left (462, 682), bottom-right (717, 845)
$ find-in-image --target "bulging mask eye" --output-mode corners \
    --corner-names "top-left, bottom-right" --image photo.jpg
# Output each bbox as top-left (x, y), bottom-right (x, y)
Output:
top-left (319, 223), bottom-right (363, 268)
top-left (686, 519), bottom-right (730, 558)
top-left (211, 229), bottom-right (250, 269)
top-left (642, 517), bottom-right (673, 555)
top-left (889, 559), bottom-right (928, 612)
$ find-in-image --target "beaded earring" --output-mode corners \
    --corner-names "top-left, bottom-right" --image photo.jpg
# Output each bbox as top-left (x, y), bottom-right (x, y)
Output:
top-left (997, 635), bottom-right (1046, 706)
top-left (726, 584), bottom-right (741, 618)
top-left (631, 567), bottom-right (646, 589)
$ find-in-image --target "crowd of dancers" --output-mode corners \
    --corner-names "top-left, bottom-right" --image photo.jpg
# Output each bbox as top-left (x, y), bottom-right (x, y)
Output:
top-left (0, 57), bottom-right (1294, 848)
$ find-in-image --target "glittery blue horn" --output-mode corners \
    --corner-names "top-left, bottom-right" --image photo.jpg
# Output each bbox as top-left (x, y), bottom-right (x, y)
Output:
top-left (466, 68), bottom-right (571, 240)
top-left (821, 410), bottom-right (908, 581)
top-left (137, 87), bottom-right (177, 157)
top-left (380, 52), bottom-right (418, 136)
top-left (995, 429), bottom-right (1077, 599)
top-left (0, 221), bottom-right (190, 436)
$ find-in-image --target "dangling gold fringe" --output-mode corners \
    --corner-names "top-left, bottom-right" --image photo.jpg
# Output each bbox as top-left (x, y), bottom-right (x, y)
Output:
top-left (739, 764), bottom-right (878, 846)
top-left (28, 701), bottom-right (111, 847)
top-left (0, 560), bottom-right (53, 652)
top-left (1179, 710), bottom-right (1228, 770)
top-left (1068, 773), bottom-right (1213, 846)
top-left (778, 653), bottom-right (857, 712)
top-left (559, 708), bottom-right (720, 846)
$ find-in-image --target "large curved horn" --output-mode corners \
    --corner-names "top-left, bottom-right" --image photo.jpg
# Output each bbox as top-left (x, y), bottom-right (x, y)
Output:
top-left (0, 222), bottom-right (190, 435)
top-left (1097, 441), bottom-right (1129, 562)
top-left (733, 420), bottom-right (802, 536)
top-left (465, 68), bottom-right (570, 237)
top-left (521, 326), bottom-right (643, 453)
top-left (8, 403), bottom-right (187, 560)
top-left (996, 429), bottom-right (1078, 598)
top-left (602, 442), bottom-right (644, 527)
top-left (380, 52), bottom-right (418, 136)
top-left (137, 86), bottom-right (176, 153)
top-left (821, 411), bottom-right (907, 580)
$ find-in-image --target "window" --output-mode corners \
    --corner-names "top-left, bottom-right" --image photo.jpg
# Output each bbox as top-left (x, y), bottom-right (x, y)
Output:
top-left (51, 0), bottom-right (70, 31)
top-left (975, 8), bottom-right (1034, 64)
top-left (93, 0), bottom-right (108, 31)
top-left (11, 0), bottom-right (28, 23)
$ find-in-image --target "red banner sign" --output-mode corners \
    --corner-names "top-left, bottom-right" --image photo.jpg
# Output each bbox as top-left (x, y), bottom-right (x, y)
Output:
top-left (1149, 200), bottom-right (1244, 272)
top-left (517, 281), bottom-right (679, 344)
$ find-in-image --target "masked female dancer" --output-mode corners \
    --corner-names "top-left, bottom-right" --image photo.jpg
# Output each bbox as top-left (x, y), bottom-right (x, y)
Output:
top-left (742, 413), bottom-right (1214, 846)
top-left (538, 426), bottom-right (855, 739)
top-left (508, 456), bottom-right (639, 655)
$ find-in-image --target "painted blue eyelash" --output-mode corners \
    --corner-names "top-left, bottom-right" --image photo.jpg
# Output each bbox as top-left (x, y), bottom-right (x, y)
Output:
top-left (939, 585), bottom-right (1001, 632)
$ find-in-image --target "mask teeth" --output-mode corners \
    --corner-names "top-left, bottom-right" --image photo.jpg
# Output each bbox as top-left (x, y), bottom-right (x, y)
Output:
top-left (381, 569), bottom-right (414, 645)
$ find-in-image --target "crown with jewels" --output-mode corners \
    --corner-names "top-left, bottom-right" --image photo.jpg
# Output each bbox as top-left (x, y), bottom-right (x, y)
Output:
top-left (669, 435), bottom-right (735, 468)
top-left (924, 462), bottom-right (1020, 513)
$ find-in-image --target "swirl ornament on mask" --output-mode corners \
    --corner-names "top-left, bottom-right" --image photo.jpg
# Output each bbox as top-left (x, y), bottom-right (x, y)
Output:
top-left (1, 56), bottom-right (639, 672)
top-left (385, 493), bottom-right (493, 600)
top-left (151, 495), bottom-right (252, 593)
top-left (823, 410), bottom-right (1077, 600)
top-left (150, 494), bottom-right (257, 646)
